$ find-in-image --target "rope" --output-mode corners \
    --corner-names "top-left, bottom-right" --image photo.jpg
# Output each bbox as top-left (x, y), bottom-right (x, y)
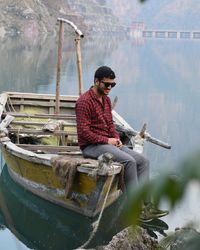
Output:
top-left (76, 169), bottom-right (115, 249)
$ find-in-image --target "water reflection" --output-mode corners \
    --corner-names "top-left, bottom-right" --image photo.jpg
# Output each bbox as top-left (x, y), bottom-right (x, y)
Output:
top-left (0, 35), bottom-right (57, 93)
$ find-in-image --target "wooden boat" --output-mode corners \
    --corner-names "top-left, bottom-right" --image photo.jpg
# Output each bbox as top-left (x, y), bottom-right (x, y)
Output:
top-left (0, 90), bottom-right (171, 217)
top-left (0, 91), bottom-right (133, 219)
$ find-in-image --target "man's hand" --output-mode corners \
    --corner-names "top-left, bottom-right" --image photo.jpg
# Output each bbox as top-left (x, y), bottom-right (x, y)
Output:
top-left (108, 138), bottom-right (123, 147)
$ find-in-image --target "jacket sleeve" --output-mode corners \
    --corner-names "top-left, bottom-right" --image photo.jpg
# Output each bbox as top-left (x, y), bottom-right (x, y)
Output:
top-left (75, 99), bottom-right (108, 144)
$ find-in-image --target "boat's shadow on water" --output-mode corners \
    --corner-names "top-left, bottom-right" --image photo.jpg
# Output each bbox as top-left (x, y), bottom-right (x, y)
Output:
top-left (0, 165), bottom-right (127, 250)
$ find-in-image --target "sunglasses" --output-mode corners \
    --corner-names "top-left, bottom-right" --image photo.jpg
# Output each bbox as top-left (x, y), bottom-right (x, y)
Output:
top-left (101, 81), bottom-right (116, 88)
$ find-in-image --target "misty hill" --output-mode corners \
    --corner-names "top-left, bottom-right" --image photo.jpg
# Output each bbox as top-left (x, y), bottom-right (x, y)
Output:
top-left (109, 0), bottom-right (200, 30)
top-left (0, 0), bottom-right (198, 39)
top-left (0, 0), bottom-right (125, 38)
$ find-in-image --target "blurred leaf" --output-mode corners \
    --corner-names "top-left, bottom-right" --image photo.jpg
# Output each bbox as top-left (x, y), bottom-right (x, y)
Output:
top-left (159, 232), bottom-right (176, 248)
top-left (142, 218), bottom-right (168, 232)
top-left (182, 235), bottom-right (200, 250)
top-left (124, 182), bottom-right (153, 224)
top-left (146, 228), bottom-right (158, 238)
top-left (151, 175), bottom-right (185, 208)
top-left (180, 151), bottom-right (200, 181)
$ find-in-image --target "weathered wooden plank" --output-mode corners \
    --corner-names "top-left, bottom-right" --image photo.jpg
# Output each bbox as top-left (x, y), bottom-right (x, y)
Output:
top-left (6, 92), bottom-right (78, 101)
top-left (11, 120), bottom-right (76, 127)
top-left (17, 144), bottom-right (80, 152)
top-left (3, 113), bottom-right (76, 120)
top-left (8, 128), bottom-right (77, 136)
top-left (10, 100), bottom-right (75, 108)
top-left (0, 115), bottom-right (15, 130)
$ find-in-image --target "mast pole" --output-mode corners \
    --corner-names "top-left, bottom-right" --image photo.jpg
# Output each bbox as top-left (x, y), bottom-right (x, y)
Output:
top-left (55, 19), bottom-right (64, 114)
top-left (75, 34), bottom-right (84, 95)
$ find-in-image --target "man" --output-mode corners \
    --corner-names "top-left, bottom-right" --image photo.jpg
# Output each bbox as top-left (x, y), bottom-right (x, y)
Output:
top-left (75, 66), bottom-right (168, 221)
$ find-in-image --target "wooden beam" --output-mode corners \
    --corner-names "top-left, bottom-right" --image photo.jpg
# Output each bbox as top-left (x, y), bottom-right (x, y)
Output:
top-left (17, 144), bottom-right (80, 152)
top-left (11, 121), bottom-right (76, 127)
top-left (0, 115), bottom-right (15, 130)
top-left (8, 128), bottom-right (77, 136)
top-left (3, 112), bottom-right (76, 120)
top-left (10, 100), bottom-right (75, 108)
top-left (5, 92), bottom-right (78, 101)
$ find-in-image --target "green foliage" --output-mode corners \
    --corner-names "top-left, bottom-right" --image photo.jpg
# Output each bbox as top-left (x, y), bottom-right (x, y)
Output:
top-left (124, 150), bottom-right (200, 249)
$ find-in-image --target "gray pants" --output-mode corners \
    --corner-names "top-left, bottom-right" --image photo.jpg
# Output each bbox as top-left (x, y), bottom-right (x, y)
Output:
top-left (82, 144), bottom-right (150, 189)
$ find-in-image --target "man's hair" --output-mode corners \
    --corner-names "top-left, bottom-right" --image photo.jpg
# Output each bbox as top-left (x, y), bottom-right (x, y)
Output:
top-left (94, 66), bottom-right (115, 82)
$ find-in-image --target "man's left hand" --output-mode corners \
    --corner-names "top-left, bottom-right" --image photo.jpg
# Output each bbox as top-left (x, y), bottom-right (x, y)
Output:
top-left (116, 139), bottom-right (123, 148)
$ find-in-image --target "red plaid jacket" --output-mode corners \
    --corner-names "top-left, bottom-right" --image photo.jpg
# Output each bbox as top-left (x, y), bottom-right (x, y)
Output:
top-left (75, 87), bottom-right (120, 149)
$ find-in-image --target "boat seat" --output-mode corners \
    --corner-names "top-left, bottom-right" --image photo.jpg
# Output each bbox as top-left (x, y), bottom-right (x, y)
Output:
top-left (8, 127), bottom-right (78, 147)
top-left (17, 144), bottom-right (82, 155)
top-left (8, 128), bottom-right (77, 136)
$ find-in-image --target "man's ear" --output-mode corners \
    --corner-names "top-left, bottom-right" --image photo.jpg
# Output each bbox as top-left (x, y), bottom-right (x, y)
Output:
top-left (94, 78), bottom-right (99, 85)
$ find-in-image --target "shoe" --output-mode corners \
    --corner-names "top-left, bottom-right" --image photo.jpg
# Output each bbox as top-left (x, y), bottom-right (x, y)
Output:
top-left (144, 202), bottom-right (169, 218)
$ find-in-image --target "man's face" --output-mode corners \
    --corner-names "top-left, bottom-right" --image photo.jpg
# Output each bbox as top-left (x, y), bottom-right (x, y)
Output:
top-left (96, 77), bottom-right (116, 96)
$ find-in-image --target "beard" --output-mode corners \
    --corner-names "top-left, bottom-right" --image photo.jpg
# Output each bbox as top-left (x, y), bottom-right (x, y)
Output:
top-left (96, 85), bottom-right (106, 95)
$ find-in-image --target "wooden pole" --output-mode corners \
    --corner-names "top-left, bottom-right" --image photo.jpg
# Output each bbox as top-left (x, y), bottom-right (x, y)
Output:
top-left (56, 18), bottom-right (84, 96)
top-left (75, 34), bottom-right (84, 96)
top-left (55, 20), bottom-right (64, 114)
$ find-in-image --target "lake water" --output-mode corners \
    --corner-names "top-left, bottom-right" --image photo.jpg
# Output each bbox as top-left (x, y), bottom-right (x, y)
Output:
top-left (1, 33), bottom-right (200, 249)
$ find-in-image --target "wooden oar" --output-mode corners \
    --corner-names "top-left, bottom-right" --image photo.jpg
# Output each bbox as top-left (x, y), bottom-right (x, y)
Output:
top-left (115, 123), bottom-right (171, 149)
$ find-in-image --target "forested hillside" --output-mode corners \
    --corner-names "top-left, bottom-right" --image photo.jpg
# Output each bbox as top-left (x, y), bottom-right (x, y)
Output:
top-left (0, 0), bottom-right (125, 38)
top-left (0, 0), bottom-right (197, 39)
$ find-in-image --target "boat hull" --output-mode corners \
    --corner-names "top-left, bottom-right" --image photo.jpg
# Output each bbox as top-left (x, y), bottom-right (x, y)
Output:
top-left (1, 145), bottom-right (121, 218)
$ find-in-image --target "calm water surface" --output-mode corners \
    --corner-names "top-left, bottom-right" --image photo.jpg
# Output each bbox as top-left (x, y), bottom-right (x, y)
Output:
top-left (1, 34), bottom-right (200, 249)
